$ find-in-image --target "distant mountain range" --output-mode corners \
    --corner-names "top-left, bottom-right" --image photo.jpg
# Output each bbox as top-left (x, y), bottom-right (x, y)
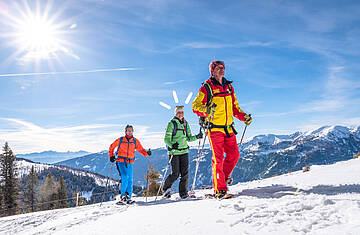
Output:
top-left (17, 150), bottom-right (90, 164)
top-left (54, 125), bottom-right (360, 192)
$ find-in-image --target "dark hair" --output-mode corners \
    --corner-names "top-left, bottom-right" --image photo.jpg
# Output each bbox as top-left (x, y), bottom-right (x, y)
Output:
top-left (125, 124), bottom-right (133, 131)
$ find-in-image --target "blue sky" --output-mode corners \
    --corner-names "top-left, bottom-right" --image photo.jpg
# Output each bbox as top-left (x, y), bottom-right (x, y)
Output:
top-left (0, 0), bottom-right (360, 154)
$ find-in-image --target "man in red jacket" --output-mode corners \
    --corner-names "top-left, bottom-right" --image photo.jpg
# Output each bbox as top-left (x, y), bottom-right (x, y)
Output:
top-left (109, 125), bottom-right (151, 204)
top-left (192, 60), bottom-right (252, 198)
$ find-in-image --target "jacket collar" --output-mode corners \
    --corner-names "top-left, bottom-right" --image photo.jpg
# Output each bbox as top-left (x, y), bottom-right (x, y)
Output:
top-left (173, 116), bottom-right (185, 124)
top-left (125, 135), bottom-right (133, 141)
top-left (209, 76), bottom-right (232, 87)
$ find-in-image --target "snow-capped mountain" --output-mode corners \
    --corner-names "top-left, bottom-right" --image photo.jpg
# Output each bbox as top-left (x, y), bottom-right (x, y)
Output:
top-left (16, 158), bottom-right (125, 203)
top-left (56, 125), bottom-right (360, 191)
top-left (17, 150), bottom-right (90, 164)
top-left (2, 156), bottom-right (360, 235)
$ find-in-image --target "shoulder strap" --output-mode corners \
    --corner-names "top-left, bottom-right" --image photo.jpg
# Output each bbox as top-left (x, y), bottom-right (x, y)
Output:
top-left (133, 137), bottom-right (137, 149)
top-left (171, 120), bottom-right (178, 138)
top-left (203, 82), bottom-right (213, 107)
top-left (115, 137), bottom-right (124, 156)
top-left (228, 84), bottom-right (234, 94)
top-left (184, 120), bottom-right (189, 137)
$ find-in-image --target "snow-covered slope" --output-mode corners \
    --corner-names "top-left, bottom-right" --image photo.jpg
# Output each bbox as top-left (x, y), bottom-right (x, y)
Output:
top-left (16, 159), bottom-right (117, 187)
top-left (2, 158), bottom-right (359, 235)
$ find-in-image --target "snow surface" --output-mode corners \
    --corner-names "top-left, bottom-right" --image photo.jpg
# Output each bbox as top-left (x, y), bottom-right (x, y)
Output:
top-left (1, 158), bottom-right (360, 235)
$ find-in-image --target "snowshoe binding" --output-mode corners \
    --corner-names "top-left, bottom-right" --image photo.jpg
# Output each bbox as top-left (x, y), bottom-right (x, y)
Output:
top-left (162, 188), bottom-right (172, 199)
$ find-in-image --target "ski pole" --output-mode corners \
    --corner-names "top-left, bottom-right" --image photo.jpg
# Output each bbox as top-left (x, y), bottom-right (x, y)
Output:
top-left (145, 155), bottom-right (150, 203)
top-left (228, 114), bottom-right (250, 181)
top-left (155, 151), bottom-right (174, 201)
top-left (190, 103), bottom-right (217, 194)
top-left (100, 161), bottom-right (114, 207)
top-left (189, 127), bottom-right (203, 195)
top-left (239, 114), bottom-right (251, 147)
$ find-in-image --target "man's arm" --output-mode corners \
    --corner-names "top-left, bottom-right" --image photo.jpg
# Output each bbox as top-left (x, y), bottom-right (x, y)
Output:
top-left (192, 86), bottom-right (209, 117)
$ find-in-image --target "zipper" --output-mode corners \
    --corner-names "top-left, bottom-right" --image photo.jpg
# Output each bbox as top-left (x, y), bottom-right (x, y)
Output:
top-left (224, 86), bottom-right (228, 126)
top-left (126, 139), bottom-right (130, 163)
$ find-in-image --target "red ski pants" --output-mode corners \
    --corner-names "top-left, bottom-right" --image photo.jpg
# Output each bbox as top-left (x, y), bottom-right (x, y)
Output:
top-left (208, 131), bottom-right (240, 192)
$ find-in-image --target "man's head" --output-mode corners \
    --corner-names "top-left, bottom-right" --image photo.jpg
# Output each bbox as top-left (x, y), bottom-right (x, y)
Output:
top-left (209, 60), bottom-right (225, 78)
top-left (125, 124), bottom-right (134, 137)
top-left (174, 105), bottom-right (184, 120)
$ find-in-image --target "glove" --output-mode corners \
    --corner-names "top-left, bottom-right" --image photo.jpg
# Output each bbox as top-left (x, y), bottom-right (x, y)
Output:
top-left (171, 142), bottom-right (179, 150)
top-left (196, 132), bottom-right (203, 139)
top-left (244, 114), bottom-right (252, 125)
top-left (147, 150), bottom-right (152, 156)
top-left (110, 156), bottom-right (115, 162)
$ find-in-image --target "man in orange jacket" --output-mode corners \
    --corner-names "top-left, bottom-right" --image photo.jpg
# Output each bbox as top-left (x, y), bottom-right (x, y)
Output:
top-left (192, 60), bottom-right (252, 198)
top-left (109, 125), bottom-right (151, 204)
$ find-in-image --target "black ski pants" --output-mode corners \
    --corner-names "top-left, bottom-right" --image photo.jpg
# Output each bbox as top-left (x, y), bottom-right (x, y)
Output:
top-left (163, 153), bottom-right (189, 197)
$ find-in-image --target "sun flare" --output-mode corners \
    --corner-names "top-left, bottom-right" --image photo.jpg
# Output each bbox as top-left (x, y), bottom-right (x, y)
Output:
top-left (17, 17), bottom-right (58, 52)
top-left (4, 1), bottom-right (77, 62)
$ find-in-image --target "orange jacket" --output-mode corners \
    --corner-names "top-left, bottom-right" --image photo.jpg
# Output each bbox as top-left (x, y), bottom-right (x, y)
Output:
top-left (109, 136), bottom-right (148, 163)
top-left (192, 77), bottom-right (247, 134)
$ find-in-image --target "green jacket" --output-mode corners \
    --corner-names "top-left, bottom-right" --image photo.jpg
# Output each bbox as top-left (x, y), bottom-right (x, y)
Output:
top-left (164, 117), bottom-right (198, 155)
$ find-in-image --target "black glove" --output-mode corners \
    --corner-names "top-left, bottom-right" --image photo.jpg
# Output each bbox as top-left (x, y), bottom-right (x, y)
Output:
top-left (196, 132), bottom-right (203, 139)
top-left (171, 142), bottom-right (179, 150)
top-left (147, 150), bottom-right (152, 156)
top-left (110, 156), bottom-right (115, 162)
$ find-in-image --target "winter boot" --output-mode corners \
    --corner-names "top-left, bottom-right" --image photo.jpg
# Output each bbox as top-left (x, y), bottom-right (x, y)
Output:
top-left (180, 194), bottom-right (189, 199)
top-left (215, 190), bottom-right (227, 199)
top-left (162, 188), bottom-right (172, 199)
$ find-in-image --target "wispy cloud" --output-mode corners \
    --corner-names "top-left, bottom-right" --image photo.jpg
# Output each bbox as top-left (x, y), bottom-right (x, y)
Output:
top-left (257, 65), bottom-right (360, 119)
top-left (164, 80), bottom-right (185, 85)
top-left (0, 67), bottom-right (141, 79)
top-left (0, 118), bottom-right (164, 154)
top-left (182, 41), bottom-right (272, 49)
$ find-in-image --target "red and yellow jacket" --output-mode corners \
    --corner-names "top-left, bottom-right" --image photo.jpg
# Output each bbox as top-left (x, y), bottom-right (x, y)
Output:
top-left (109, 136), bottom-right (148, 163)
top-left (192, 77), bottom-right (247, 135)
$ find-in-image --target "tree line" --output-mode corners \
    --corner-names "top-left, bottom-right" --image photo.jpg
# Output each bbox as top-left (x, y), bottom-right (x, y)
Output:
top-left (0, 142), bottom-right (161, 218)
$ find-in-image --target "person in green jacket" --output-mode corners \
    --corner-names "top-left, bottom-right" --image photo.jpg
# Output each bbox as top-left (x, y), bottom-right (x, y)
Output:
top-left (163, 105), bottom-right (203, 199)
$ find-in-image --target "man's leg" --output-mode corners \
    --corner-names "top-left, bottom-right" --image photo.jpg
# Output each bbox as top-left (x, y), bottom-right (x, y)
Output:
top-left (209, 131), bottom-right (227, 192)
top-left (117, 162), bottom-right (129, 197)
top-left (125, 163), bottom-right (134, 198)
top-left (179, 153), bottom-right (189, 197)
top-left (223, 134), bottom-right (240, 180)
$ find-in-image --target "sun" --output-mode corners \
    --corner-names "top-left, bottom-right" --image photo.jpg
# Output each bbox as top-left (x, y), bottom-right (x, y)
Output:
top-left (3, 1), bottom-right (77, 63)
top-left (17, 17), bottom-right (59, 54)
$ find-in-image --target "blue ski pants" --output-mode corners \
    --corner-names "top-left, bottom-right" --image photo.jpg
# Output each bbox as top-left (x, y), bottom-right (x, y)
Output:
top-left (116, 162), bottom-right (134, 198)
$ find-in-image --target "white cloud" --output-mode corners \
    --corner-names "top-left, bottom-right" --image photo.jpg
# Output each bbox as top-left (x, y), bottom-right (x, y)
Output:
top-left (0, 118), bottom-right (164, 154)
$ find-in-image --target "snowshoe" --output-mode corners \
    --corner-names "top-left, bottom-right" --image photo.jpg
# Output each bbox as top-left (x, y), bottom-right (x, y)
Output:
top-left (205, 191), bottom-right (234, 200)
top-left (126, 199), bottom-right (135, 204)
top-left (116, 200), bottom-right (127, 205)
top-left (162, 188), bottom-right (172, 199)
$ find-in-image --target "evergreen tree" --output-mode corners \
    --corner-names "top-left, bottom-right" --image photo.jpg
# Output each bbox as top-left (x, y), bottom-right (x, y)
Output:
top-left (143, 163), bottom-right (161, 196)
top-left (0, 143), bottom-right (19, 216)
top-left (0, 180), bottom-right (3, 217)
top-left (40, 173), bottom-right (58, 210)
top-left (24, 166), bottom-right (38, 212)
top-left (57, 176), bottom-right (69, 208)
